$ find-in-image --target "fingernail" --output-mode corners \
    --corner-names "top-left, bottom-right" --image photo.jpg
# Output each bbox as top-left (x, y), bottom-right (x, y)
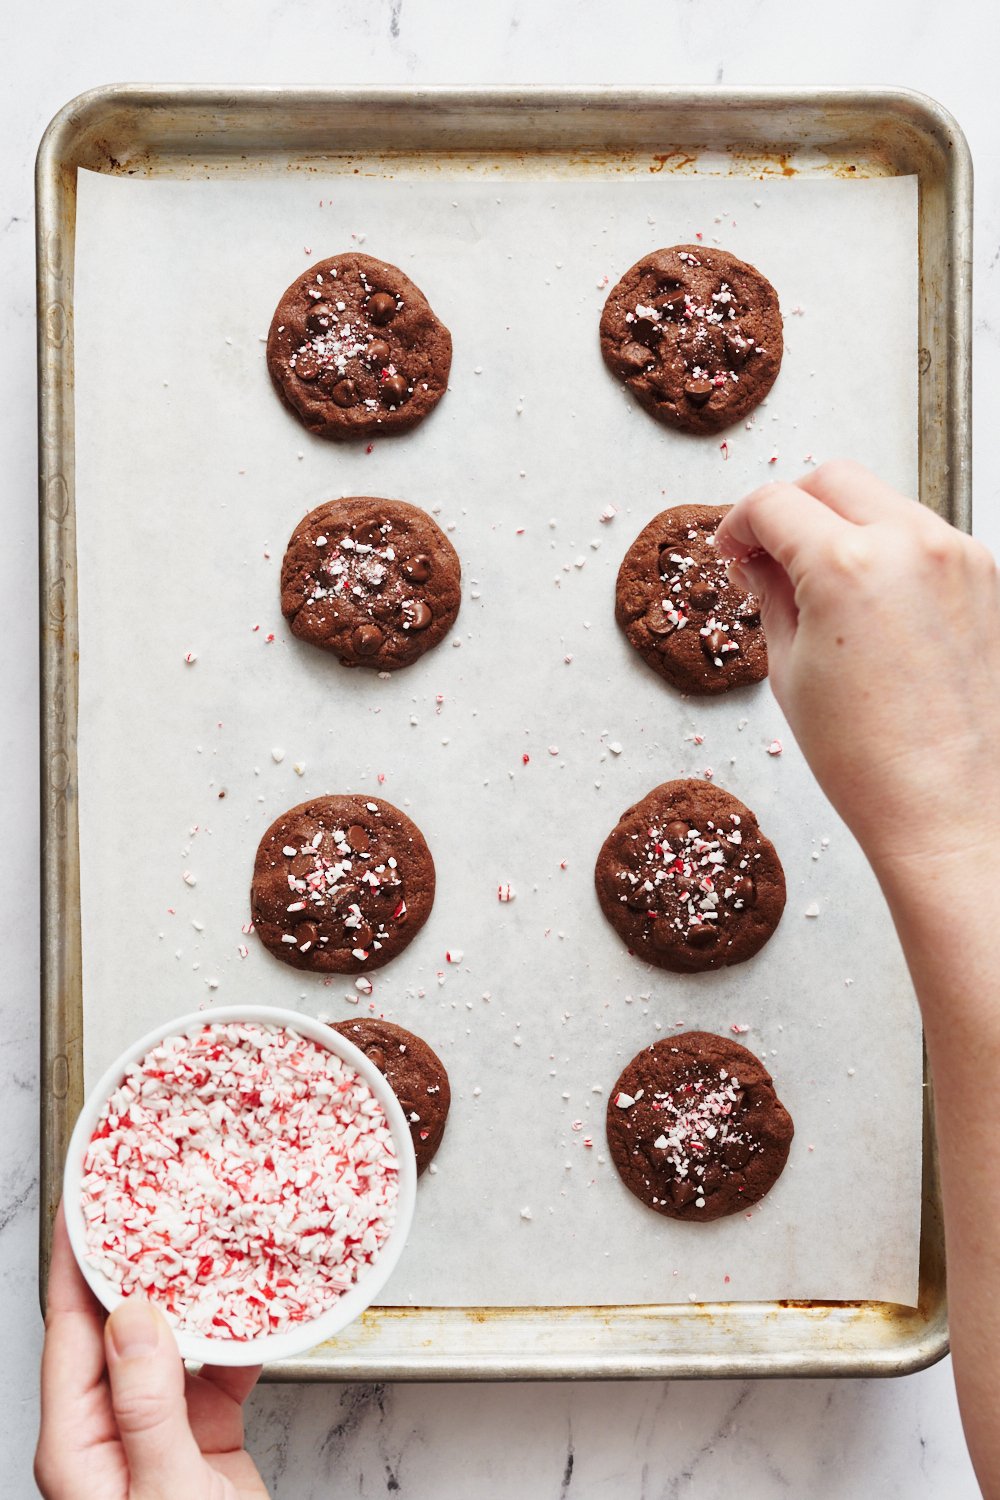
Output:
top-left (108, 1297), bottom-right (161, 1357)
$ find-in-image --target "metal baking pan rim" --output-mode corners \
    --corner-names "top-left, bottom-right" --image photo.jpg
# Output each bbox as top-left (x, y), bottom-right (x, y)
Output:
top-left (37, 83), bottom-right (967, 1380)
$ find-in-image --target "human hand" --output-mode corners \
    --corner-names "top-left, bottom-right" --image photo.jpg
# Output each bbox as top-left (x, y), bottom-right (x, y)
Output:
top-left (713, 461), bottom-right (1000, 883)
top-left (35, 1203), bottom-right (270, 1500)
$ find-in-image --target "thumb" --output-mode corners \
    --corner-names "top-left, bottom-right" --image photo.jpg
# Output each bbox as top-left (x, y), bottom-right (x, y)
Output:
top-left (727, 553), bottom-right (798, 661)
top-left (105, 1297), bottom-right (207, 1499)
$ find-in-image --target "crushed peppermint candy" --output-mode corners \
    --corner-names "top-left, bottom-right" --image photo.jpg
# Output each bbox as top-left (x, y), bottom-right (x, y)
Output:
top-left (261, 808), bottom-right (406, 962)
top-left (298, 517), bottom-right (424, 638)
top-left (620, 265), bottom-right (765, 414)
top-left (651, 524), bottom-right (761, 673)
top-left (614, 808), bottom-right (758, 943)
top-left (80, 1022), bottom-right (399, 1339)
top-left (645, 1063), bottom-right (756, 1206)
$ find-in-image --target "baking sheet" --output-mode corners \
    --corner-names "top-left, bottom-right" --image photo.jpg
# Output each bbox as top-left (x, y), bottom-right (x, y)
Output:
top-left (73, 166), bottom-right (921, 1307)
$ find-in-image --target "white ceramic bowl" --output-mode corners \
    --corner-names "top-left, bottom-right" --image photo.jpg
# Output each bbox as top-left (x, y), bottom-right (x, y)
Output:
top-left (63, 1004), bottom-right (417, 1366)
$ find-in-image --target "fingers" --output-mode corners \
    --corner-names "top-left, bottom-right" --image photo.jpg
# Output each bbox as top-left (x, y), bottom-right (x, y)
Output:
top-left (714, 481), bottom-right (848, 582)
top-left (797, 459), bottom-right (919, 524)
top-left (105, 1298), bottom-right (207, 1499)
top-left (729, 554), bottom-right (798, 661)
top-left (45, 1201), bottom-right (103, 1319)
top-left (37, 1204), bottom-right (110, 1493)
top-left (183, 1364), bottom-right (262, 1454)
top-left (198, 1363), bottom-right (263, 1407)
top-left (714, 463), bottom-right (923, 585)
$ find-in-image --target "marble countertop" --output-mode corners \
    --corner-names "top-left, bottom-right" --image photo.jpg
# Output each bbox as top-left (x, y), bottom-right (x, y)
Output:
top-left (3, 2), bottom-right (996, 1495)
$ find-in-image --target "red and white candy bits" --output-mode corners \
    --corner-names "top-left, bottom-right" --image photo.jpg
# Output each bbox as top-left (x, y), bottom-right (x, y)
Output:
top-left (80, 1021), bottom-right (399, 1340)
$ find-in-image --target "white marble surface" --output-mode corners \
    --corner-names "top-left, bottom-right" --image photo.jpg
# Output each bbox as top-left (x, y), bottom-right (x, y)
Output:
top-left (3, 2), bottom-right (997, 1495)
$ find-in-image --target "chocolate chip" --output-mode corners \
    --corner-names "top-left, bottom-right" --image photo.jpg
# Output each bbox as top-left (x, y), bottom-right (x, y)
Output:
top-left (306, 303), bottom-right (335, 334)
top-left (738, 598), bottom-right (761, 625)
top-left (721, 1138), bottom-right (750, 1170)
top-left (684, 378), bottom-right (714, 405)
top-left (724, 334), bottom-right (750, 366)
top-left (402, 600), bottom-right (432, 631)
top-left (297, 921), bottom-right (319, 949)
top-left (289, 853), bottom-right (314, 878)
top-left (669, 1178), bottom-right (697, 1207)
top-left (702, 629), bottom-right (727, 660)
top-left (701, 1163), bottom-right (724, 1192)
top-left (657, 288), bottom-right (687, 315)
top-left (688, 580), bottom-right (718, 611)
top-left (734, 877), bottom-right (757, 908)
top-left (403, 554), bottom-right (432, 583)
top-left (633, 315), bottom-right (661, 346)
top-left (684, 921), bottom-right (718, 948)
top-left (676, 875), bottom-right (700, 900)
top-left (351, 623), bottom-right (384, 656)
top-left (645, 604), bottom-right (676, 637)
top-left (665, 820), bottom-right (690, 847)
top-left (650, 918), bottom-right (675, 950)
top-left (381, 373), bottom-right (408, 406)
top-left (366, 339), bottom-right (391, 365)
top-left (294, 350), bottom-right (320, 382)
top-left (332, 884), bottom-right (362, 913)
top-left (364, 1045), bottom-right (387, 1071)
top-left (352, 520), bottom-right (384, 548)
top-left (625, 884), bottom-right (657, 914)
top-left (331, 379), bottom-right (357, 408)
top-left (347, 824), bottom-right (370, 853)
top-left (620, 341), bottom-right (654, 373)
top-left (368, 292), bottom-right (397, 325)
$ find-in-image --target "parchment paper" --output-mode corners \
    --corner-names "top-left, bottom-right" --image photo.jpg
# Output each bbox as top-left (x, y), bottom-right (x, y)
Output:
top-left (74, 165), bottom-right (921, 1306)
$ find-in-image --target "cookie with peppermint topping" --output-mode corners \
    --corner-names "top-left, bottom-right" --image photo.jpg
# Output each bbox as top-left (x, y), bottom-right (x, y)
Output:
top-left (333, 1019), bottom-right (450, 1175)
top-left (594, 780), bottom-right (785, 972)
top-left (616, 503), bottom-right (767, 695)
top-left (600, 245), bottom-right (782, 435)
top-left (281, 497), bottom-right (461, 671)
top-left (607, 1032), bottom-right (794, 1221)
top-left (251, 796), bottom-right (435, 972)
top-left (267, 253), bottom-right (452, 440)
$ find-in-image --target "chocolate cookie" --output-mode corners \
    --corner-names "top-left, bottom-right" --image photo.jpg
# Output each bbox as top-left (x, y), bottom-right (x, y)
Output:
top-left (599, 246), bottom-right (782, 435)
top-left (607, 1032), bottom-right (794, 1221)
top-left (266, 253), bottom-right (452, 441)
top-left (333, 1019), bottom-right (450, 1175)
top-left (251, 796), bottom-right (435, 973)
top-left (594, 780), bottom-right (785, 973)
top-left (616, 504), bottom-right (766, 695)
top-left (280, 497), bottom-right (461, 671)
